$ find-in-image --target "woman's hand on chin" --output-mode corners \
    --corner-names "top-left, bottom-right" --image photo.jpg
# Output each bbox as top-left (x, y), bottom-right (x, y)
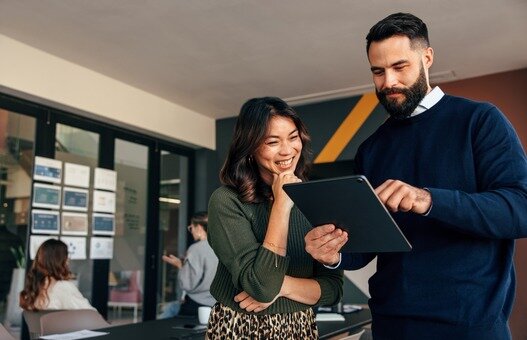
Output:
top-left (271, 171), bottom-right (301, 209)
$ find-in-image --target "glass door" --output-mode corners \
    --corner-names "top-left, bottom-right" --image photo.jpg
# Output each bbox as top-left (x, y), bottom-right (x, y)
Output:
top-left (156, 151), bottom-right (189, 318)
top-left (1, 93), bottom-right (197, 332)
top-left (54, 123), bottom-right (100, 303)
top-left (0, 108), bottom-right (36, 339)
top-left (107, 139), bottom-right (148, 325)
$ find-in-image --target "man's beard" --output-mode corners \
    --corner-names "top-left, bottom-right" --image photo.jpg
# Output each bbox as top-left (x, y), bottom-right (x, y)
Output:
top-left (376, 66), bottom-right (429, 120)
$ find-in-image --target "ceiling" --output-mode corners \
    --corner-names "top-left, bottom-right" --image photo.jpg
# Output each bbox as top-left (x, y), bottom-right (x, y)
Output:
top-left (1, 0), bottom-right (526, 119)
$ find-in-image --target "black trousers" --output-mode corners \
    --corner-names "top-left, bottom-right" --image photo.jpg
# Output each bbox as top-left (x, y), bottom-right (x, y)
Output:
top-left (178, 296), bottom-right (206, 316)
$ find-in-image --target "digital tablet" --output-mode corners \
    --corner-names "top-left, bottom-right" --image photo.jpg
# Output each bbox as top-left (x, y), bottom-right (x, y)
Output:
top-left (283, 175), bottom-right (411, 253)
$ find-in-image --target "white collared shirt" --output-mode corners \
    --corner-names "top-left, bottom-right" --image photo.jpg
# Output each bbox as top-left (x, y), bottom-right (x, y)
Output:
top-left (410, 86), bottom-right (445, 117)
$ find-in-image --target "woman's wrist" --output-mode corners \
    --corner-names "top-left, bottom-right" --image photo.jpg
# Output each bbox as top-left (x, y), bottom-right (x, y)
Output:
top-left (272, 194), bottom-right (294, 211)
top-left (263, 241), bottom-right (286, 252)
top-left (279, 276), bottom-right (291, 298)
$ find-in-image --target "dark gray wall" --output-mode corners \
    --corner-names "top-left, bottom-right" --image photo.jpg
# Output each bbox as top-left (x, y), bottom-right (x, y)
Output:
top-left (194, 148), bottom-right (219, 212)
top-left (211, 93), bottom-right (386, 188)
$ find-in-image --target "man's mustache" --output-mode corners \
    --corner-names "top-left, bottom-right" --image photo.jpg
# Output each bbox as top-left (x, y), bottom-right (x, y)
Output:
top-left (379, 87), bottom-right (407, 96)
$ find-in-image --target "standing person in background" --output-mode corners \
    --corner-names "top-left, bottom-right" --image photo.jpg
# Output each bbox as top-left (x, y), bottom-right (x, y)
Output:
top-left (206, 97), bottom-right (343, 339)
top-left (161, 211), bottom-right (218, 317)
top-left (20, 239), bottom-right (95, 311)
top-left (305, 12), bottom-right (527, 340)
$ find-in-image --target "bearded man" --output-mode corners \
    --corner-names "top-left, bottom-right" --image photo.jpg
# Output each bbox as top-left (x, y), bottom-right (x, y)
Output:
top-left (304, 12), bottom-right (527, 340)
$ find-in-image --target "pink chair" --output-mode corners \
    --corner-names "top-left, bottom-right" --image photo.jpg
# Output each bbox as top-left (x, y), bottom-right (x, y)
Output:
top-left (0, 322), bottom-right (15, 340)
top-left (108, 271), bottom-right (142, 322)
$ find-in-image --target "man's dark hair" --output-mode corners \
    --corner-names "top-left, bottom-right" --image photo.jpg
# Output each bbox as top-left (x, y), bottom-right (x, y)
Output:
top-left (366, 12), bottom-right (430, 53)
top-left (191, 211), bottom-right (208, 232)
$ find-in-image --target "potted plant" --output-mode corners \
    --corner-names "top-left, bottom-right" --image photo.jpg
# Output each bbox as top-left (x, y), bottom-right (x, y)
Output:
top-left (5, 245), bottom-right (26, 328)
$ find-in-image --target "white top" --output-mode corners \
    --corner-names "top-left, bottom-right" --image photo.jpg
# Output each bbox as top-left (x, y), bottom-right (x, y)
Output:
top-left (37, 280), bottom-right (95, 310)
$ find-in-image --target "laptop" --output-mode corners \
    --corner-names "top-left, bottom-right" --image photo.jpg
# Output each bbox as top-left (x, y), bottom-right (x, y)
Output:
top-left (283, 175), bottom-right (411, 253)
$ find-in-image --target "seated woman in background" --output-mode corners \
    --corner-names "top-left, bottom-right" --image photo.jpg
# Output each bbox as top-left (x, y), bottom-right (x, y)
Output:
top-left (19, 239), bottom-right (94, 310)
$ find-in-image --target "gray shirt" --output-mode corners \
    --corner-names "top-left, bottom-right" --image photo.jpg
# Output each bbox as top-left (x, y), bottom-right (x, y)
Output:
top-left (178, 239), bottom-right (218, 306)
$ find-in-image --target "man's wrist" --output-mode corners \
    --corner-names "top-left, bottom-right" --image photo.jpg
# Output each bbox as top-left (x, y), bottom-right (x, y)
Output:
top-left (323, 253), bottom-right (342, 269)
top-left (421, 188), bottom-right (433, 216)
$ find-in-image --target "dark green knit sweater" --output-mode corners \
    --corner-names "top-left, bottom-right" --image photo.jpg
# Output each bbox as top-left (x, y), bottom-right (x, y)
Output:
top-left (208, 185), bottom-right (343, 315)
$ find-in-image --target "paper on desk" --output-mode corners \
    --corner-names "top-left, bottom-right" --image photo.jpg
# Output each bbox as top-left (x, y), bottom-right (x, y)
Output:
top-left (40, 329), bottom-right (109, 340)
top-left (343, 304), bottom-right (363, 313)
top-left (315, 313), bottom-right (346, 322)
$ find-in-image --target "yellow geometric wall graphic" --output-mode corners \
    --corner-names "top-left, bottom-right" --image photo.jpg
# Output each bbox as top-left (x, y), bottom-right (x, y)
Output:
top-left (314, 92), bottom-right (379, 163)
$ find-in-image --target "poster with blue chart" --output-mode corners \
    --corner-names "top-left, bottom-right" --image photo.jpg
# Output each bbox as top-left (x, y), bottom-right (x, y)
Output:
top-left (32, 183), bottom-right (61, 209)
top-left (33, 156), bottom-right (62, 184)
top-left (62, 187), bottom-right (89, 211)
top-left (31, 210), bottom-right (60, 235)
top-left (92, 213), bottom-right (115, 235)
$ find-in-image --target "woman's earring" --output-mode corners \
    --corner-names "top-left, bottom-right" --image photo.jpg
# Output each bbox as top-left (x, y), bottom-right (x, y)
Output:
top-left (248, 155), bottom-right (253, 163)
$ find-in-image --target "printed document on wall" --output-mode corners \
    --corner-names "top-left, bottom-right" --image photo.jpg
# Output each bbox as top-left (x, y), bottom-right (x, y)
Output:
top-left (90, 237), bottom-right (114, 259)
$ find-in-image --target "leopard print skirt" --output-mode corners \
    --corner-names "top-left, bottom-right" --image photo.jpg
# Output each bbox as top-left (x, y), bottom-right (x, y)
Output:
top-left (206, 303), bottom-right (318, 339)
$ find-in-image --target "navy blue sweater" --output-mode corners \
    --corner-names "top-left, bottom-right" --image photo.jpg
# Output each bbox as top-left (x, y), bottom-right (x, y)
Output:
top-left (342, 95), bottom-right (527, 339)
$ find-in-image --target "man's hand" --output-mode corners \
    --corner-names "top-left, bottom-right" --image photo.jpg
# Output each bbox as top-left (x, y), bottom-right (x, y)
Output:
top-left (305, 224), bottom-right (347, 266)
top-left (162, 254), bottom-right (183, 269)
top-left (375, 179), bottom-right (432, 214)
top-left (234, 291), bottom-right (278, 313)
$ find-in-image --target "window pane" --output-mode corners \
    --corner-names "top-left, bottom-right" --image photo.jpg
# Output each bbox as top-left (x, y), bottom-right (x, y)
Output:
top-left (108, 139), bottom-right (148, 324)
top-left (0, 108), bottom-right (36, 338)
top-left (55, 124), bottom-right (99, 305)
top-left (157, 151), bottom-right (188, 319)
top-left (56, 124), bottom-right (99, 160)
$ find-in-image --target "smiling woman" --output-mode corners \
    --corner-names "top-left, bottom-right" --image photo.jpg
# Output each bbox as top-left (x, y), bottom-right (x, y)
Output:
top-left (206, 97), bottom-right (343, 339)
top-left (219, 97), bottom-right (312, 203)
top-left (253, 115), bottom-right (303, 185)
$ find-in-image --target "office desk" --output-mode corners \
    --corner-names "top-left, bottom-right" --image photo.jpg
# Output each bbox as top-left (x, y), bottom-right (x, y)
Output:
top-left (318, 309), bottom-right (372, 339)
top-left (97, 316), bottom-right (204, 340)
top-left (96, 309), bottom-right (372, 339)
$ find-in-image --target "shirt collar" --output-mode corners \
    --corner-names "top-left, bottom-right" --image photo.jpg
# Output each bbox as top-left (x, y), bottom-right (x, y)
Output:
top-left (410, 86), bottom-right (445, 117)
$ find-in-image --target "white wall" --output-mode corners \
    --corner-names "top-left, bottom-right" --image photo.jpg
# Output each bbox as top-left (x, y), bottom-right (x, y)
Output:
top-left (0, 34), bottom-right (215, 150)
top-left (344, 258), bottom-right (376, 298)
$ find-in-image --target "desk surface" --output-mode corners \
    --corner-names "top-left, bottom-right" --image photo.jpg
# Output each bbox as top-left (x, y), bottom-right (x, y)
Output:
top-left (97, 316), bottom-right (205, 340)
top-left (97, 309), bottom-right (372, 340)
top-left (318, 309), bottom-right (372, 340)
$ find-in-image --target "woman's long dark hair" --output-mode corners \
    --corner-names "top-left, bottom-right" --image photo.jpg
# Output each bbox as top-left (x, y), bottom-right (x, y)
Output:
top-left (220, 97), bottom-right (312, 203)
top-left (20, 239), bottom-right (71, 311)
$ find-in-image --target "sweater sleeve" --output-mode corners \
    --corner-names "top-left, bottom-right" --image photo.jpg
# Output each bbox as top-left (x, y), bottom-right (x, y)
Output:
top-left (427, 106), bottom-right (527, 239)
top-left (311, 260), bottom-right (343, 307)
top-left (208, 188), bottom-right (289, 303)
top-left (178, 244), bottom-right (205, 293)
